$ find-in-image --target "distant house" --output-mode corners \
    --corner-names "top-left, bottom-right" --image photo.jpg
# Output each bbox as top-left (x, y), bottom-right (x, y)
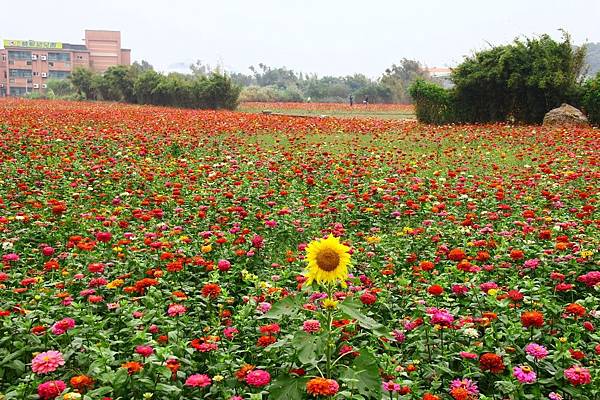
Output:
top-left (426, 67), bottom-right (453, 88)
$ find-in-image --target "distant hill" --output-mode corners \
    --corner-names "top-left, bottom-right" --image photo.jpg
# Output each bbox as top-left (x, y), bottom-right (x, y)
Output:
top-left (585, 42), bottom-right (600, 77)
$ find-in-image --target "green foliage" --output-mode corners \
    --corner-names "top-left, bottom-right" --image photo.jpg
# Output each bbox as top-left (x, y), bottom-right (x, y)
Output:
top-left (232, 64), bottom-right (412, 103)
top-left (269, 375), bottom-right (309, 400)
top-left (102, 65), bottom-right (136, 102)
top-left (134, 70), bottom-right (163, 104)
top-left (340, 350), bottom-right (382, 399)
top-left (69, 67), bottom-right (95, 99)
top-left (581, 72), bottom-right (600, 125)
top-left (408, 79), bottom-right (454, 124)
top-left (451, 31), bottom-right (586, 123)
top-left (410, 32), bottom-right (588, 124)
top-left (46, 79), bottom-right (76, 98)
top-left (381, 58), bottom-right (431, 103)
top-left (68, 63), bottom-right (241, 110)
top-left (196, 73), bottom-right (241, 109)
top-left (239, 85), bottom-right (304, 102)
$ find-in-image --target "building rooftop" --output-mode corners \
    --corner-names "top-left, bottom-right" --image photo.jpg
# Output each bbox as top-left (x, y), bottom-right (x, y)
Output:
top-left (62, 43), bottom-right (88, 51)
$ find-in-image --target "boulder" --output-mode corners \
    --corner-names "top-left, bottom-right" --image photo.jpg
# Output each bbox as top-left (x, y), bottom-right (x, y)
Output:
top-left (543, 103), bottom-right (590, 128)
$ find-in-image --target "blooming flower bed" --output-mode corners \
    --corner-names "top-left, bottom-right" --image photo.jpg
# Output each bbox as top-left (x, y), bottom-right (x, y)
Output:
top-left (0, 99), bottom-right (598, 399)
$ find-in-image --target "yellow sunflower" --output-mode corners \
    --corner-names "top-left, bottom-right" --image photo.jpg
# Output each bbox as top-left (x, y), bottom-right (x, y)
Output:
top-left (305, 234), bottom-right (351, 287)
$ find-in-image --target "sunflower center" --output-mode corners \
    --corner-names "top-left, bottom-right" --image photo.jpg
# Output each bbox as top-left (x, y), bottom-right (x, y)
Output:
top-left (316, 249), bottom-right (340, 272)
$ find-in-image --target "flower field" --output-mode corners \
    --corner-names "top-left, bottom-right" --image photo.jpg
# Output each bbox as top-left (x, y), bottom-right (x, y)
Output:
top-left (238, 102), bottom-right (415, 120)
top-left (0, 98), bottom-right (599, 400)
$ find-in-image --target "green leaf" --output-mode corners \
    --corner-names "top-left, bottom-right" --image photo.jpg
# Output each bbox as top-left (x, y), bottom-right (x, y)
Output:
top-left (156, 383), bottom-right (181, 395)
top-left (297, 336), bottom-right (317, 365)
top-left (260, 295), bottom-right (299, 319)
top-left (86, 387), bottom-right (113, 397)
top-left (338, 298), bottom-right (383, 331)
top-left (269, 375), bottom-right (309, 400)
top-left (113, 367), bottom-right (129, 386)
top-left (340, 350), bottom-right (381, 398)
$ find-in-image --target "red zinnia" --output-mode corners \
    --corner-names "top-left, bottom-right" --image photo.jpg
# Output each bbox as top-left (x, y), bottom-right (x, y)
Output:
top-left (479, 353), bottom-right (505, 374)
top-left (448, 249), bottom-right (466, 261)
top-left (201, 283), bottom-right (221, 298)
top-left (521, 311), bottom-right (544, 328)
top-left (428, 284), bottom-right (444, 296)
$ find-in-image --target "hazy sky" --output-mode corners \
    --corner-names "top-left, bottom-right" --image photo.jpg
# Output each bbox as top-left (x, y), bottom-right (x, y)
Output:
top-left (3, 0), bottom-right (599, 77)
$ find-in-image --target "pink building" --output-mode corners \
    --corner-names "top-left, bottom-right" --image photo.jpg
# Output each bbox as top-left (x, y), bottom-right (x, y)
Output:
top-left (0, 30), bottom-right (130, 97)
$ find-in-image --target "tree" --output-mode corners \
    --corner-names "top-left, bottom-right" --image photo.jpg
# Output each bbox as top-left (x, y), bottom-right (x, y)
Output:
top-left (103, 65), bottom-right (136, 102)
top-left (381, 58), bottom-right (430, 103)
top-left (46, 79), bottom-right (76, 98)
top-left (451, 31), bottom-right (586, 123)
top-left (134, 70), bottom-right (164, 105)
top-left (69, 67), bottom-right (95, 99)
top-left (581, 72), bottom-right (600, 125)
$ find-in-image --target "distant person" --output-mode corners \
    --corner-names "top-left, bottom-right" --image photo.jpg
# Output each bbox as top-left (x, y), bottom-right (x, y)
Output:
top-left (349, 94), bottom-right (354, 106)
top-left (363, 96), bottom-right (369, 106)
top-left (307, 97), bottom-right (311, 103)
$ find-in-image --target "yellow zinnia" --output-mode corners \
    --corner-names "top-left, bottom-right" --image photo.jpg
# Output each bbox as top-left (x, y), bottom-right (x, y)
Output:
top-left (305, 235), bottom-right (351, 287)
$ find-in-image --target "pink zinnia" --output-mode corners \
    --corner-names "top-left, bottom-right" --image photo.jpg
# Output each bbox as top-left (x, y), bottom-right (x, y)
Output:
top-left (95, 231), bottom-right (112, 242)
top-left (303, 319), bottom-right (321, 334)
top-left (2, 253), bottom-right (20, 262)
top-left (185, 373), bottom-right (212, 387)
top-left (245, 369), bottom-right (271, 387)
top-left (37, 380), bottom-right (66, 399)
top-left (167, 303), bottom-right (187, 316)
top-left (564, 365), bottom-right (591, 386)
top-left (430, 309), bottom-right (454, 327)
top-left (31, 351), bottom-right (65, 374)
top-left (217, 259), bottom-right (231, 271)
top-left (224, 327), bottom-right (239, 339)
top-left (382, 381), bottom-right (401, 392)
top-left (51, 318), bottom-right (75, 335)
top-left (450, 378), bottom-right (479, 396)
top-left (135, 345), bottom-right (154, 357)
top-left (525, 343), bottom-right (548, 360)
top-left (513, 365), bottom-right (536, 383)
top-left (460, 351), bottom-right (478, 360)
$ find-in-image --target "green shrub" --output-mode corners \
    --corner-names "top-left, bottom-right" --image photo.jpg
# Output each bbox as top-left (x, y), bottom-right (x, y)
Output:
top-left (408, 79), bottom-right (454, 124)
top-left (451, 32), bottom-right (586, 123)
top-left (239, 85), bottom-right (304, 102)
top-left (581, 73), bottom-right (600, 126)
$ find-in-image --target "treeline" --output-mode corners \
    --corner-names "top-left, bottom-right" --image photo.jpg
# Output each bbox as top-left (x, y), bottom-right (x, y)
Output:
top-left (224, 59), bottom-right (439, 104)
top-left (64, 62), bottom-right (241, 110)
top-left (409, 32), bottom-right (600, 125)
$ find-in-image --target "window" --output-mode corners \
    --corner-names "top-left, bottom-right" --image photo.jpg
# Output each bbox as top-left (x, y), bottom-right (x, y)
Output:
top-left (48, 62), bottom-right (54, 67)
top-left (9, 69), bottom-right (33, 78)
top-left (48, 70), bottom-right (70, 80)
top-left (26, 61), bottom-right (32, 65)
top-left (32, 71), bottom-right (39, 76)
top-left (47, 52), bottom-right (71, 62)
top-left (7, 50), bottom-right (32, 60)
top-left (9, 87), bottom-right (27, 96)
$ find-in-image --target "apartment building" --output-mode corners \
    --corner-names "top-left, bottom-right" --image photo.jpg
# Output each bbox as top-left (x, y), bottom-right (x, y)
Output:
top-left (0, 30), bottom-right (130, 96)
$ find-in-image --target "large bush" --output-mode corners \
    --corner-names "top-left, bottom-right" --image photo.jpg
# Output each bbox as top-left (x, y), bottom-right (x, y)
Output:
top-left (408, 79), bottom-right (454, 124)
top-left (410, 32), bottom-right (587, 124)
top-left (70, 66), bottom-right (241, 110)
top-left (451, 32), bottom-right (586, 124)
top-left (239, 85), bottom-right (304, 102)
top-left (581, 72), bottom-right (600, 126)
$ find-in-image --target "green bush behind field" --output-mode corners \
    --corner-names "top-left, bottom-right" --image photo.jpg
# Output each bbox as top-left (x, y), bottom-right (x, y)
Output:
top-left (409, 32), bottom-right (600, 126)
